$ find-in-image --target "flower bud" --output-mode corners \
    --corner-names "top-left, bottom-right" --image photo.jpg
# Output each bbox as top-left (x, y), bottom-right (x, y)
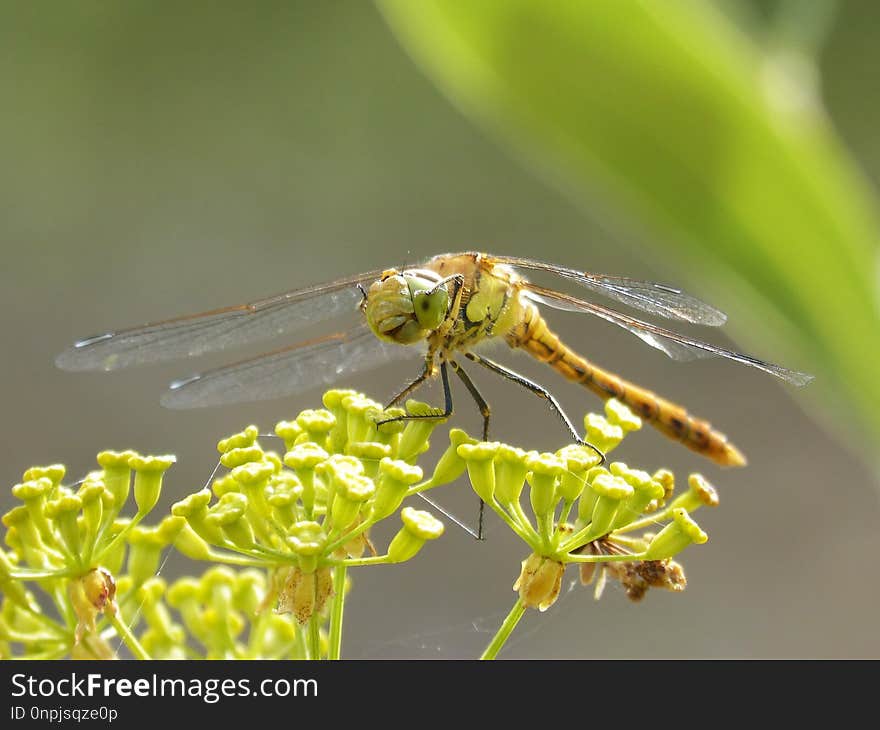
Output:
top-left (129, 454), bottom-right (176, 515)
top-left (583, 413), bottom-right (624, 454)
top-left (604, 399), bottom-right (642, 433)
top-left (372, 458), bottom-right (423, 521)
top-left (217, 425), bottom-right (260, 454)
top-left (423, 429), bottom-right (478, 489)
top-left (22, 464), bottom-right (65, 489)
top-left (494, 445), bottom-right (530, 506)
top-left (669, 473), bottom-right (720, 513)
top-left (45, 494), bottom-right (83, 557)
top-left (296, 409), bottom-right (336, 446)
top-left (77, 482), bottom-right (107, 550)
top-left (274, 420), bottom-right (304, 452)
top-left (231, 460), bottom-right (275, 520)
top-left (397, 400), bottom-right (447, 462)
top-left (387, 507), bottom-right (444, 563)
top-left (373, 407), bottom-right (407, 453)
top-left (344, 441), bottom-right (392, 479)
top-left (284, 442), bottom-right (329, 516)
top-left (525, 452), bottom-right (564, 521)
top-left (458, 442), bottom-right (501, 502)
top-left (388, 507), bottom-right (443, 563)
top-left (171, 489), bottom-right (225, 545)
top-left (220, 445), bottom-right (263, 469)
top-left (286, 521), bottom-right (326, 573)
top-left (556, 445), bottom-right (599, 503)
top-left (322, 388), bottom-right (360, 452)
top-left (127, 525), bottom-right (166, 585)
top-left (205, 493), bottom-right (255, 549)
top-left (576, 466), bottom-right (608, 522)
top-left (610, 463), bottom-right (665, 529)
top-left (329, 472), bottom-right (375, 532)
top-left (342, 394), bottom-right (384, 446)
top-left (172, 522), bottom-right (212, 561)
top-left (97, 450), bottom-right (136, 509)
top-left (11, 478), bottom-right (54, 544)
top-left (642, 508), bottom-right (708, 560)
top-left (587, 473), bottom-right (633, 539)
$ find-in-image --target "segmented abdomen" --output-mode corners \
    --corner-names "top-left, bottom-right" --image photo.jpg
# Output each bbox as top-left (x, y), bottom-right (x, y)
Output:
top-left (506, 302), bottom-right (746, 467)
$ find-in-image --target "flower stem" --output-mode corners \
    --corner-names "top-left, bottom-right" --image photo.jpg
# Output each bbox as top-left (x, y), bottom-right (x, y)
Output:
top-left (480, 597), bottom-right (526, 660)
top-left (327, 565), bottom-right (347, 660)
top-left (307, 613), bottom-right (322, 660)
top-left (107, 611), bottom-right (150, 660)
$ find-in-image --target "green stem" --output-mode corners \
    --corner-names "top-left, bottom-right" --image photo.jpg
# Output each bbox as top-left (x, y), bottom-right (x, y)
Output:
top-left (95, 511), bottom-right (146, 563)
top-left (614, 510), bottom-right (672, 534)
top-left (107, 611), bottom-right (151, 660)
top-left (340, 555), bottom-right (389, 567)
top-left (324, 520), bottom-right (372, 556)
top-left (307, 614), bottom-right (322, 660)
top-left (537, 512), bottom-right (556, 550)
top-left (9, 567), bottom-right (76, 580)
top-left (480, 597), bottom-right (526, 660)
top-left (487, 499), bottom-right (537, 544)
top-left (196, 548), bottom-right (272, 568)
top-left (565, 552), bottom-right (644, 564)
top-left (327, 565), bottom-right (347, 660)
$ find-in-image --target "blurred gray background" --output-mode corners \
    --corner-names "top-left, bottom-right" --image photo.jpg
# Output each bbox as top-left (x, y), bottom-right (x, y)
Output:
top-left (1, 1), bottom-right (877, 658)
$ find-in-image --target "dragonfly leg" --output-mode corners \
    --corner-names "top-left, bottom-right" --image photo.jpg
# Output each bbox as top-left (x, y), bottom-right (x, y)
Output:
top-left (379, 363), bottom-right (488, 541)
top-left (463, 351), bottom-right (606, 465)
top-left (448, 359), bottom-right (491, 441)
top-left (448, 358), bottom-right (490, 541)
top-left (385, 358), bottom-right (432, 408)
top-left (426, 273), bottom-right (464, 298)
top-left (376, 359), bottom-right (454, 426)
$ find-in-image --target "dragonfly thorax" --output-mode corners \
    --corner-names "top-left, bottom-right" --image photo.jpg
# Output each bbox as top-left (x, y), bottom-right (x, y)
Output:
top-left (363, 269), bottom-right (450, 345)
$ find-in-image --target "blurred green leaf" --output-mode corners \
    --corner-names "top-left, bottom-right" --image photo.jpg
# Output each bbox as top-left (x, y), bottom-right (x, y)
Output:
top-left (377, 0), bottom-right (880, 456)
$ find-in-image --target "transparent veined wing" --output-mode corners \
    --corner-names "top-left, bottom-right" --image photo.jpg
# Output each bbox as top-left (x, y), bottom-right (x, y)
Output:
top-left (55, 267), bottom-right (389, 371)
top-left (522, 283), bottom-right (813, 386)
top-left (161, 325), bottom-right (421, 409)
top-left (485, 254), bottom-right (728, 326)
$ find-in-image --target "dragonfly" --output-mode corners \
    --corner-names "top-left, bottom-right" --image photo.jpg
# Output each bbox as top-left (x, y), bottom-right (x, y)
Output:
top-left (56, 252), bottom-right (813, 468)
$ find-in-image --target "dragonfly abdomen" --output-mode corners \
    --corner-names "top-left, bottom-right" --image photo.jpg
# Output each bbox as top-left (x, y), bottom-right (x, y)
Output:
top-left (507, 305), bottom-right (746, 467)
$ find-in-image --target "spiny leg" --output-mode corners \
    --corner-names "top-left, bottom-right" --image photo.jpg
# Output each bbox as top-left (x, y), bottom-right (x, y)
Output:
top-left (427, 273), bottom-right (464, 300)
top-left (464, 351), bottom-right (605, 465)
top-left (377, 359), bottom-right (454, 428)
top-left (381, 361), bottom-right (487, 541)
top-left (449, 358), bottom-right (490, 541)
top-left (448, 359), bottom-right (491, 441)
top-left (385, 358), bottom-right (432, 408)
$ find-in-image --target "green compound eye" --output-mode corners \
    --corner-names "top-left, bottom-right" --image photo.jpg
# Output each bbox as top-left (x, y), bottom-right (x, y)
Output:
top-left (412, 287), bottom-right (449, 331)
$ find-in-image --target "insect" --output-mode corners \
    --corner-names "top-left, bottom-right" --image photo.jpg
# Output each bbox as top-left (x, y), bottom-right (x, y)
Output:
top-left (56, 252), bottom-right (812, 467)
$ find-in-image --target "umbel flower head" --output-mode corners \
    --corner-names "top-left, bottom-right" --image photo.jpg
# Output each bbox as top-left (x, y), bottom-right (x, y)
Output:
top-left (169, 390), bottom-right (451, 626)
top-left (456, 399), bottom-right (716, 613)
top-left (0, 453), bottom-right (175, 658)
top-left (128, 568), bottom-right (307, 659)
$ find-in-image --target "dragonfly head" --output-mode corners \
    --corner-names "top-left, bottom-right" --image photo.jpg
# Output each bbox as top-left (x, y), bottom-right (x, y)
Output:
top-left (364, 269), bottom-right (450, 345)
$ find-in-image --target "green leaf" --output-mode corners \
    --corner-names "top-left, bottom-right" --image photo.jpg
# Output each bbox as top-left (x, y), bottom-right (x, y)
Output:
top-left (377, 0), bottom-right (880, 455)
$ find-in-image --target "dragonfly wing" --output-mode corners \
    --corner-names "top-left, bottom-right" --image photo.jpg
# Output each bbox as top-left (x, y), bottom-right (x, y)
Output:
top-left (489, 254), bottom-right (727, 326)
top-left (161, 325), bottom-right (422, 409)
top-left (56, 267), bottom-right (389, 371)
top-left (523, 285), bottom-right (814, 386)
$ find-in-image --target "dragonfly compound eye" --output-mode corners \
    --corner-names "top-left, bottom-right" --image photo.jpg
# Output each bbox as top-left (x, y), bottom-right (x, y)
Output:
top-left (412, 287), bottom-right (449, 332)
